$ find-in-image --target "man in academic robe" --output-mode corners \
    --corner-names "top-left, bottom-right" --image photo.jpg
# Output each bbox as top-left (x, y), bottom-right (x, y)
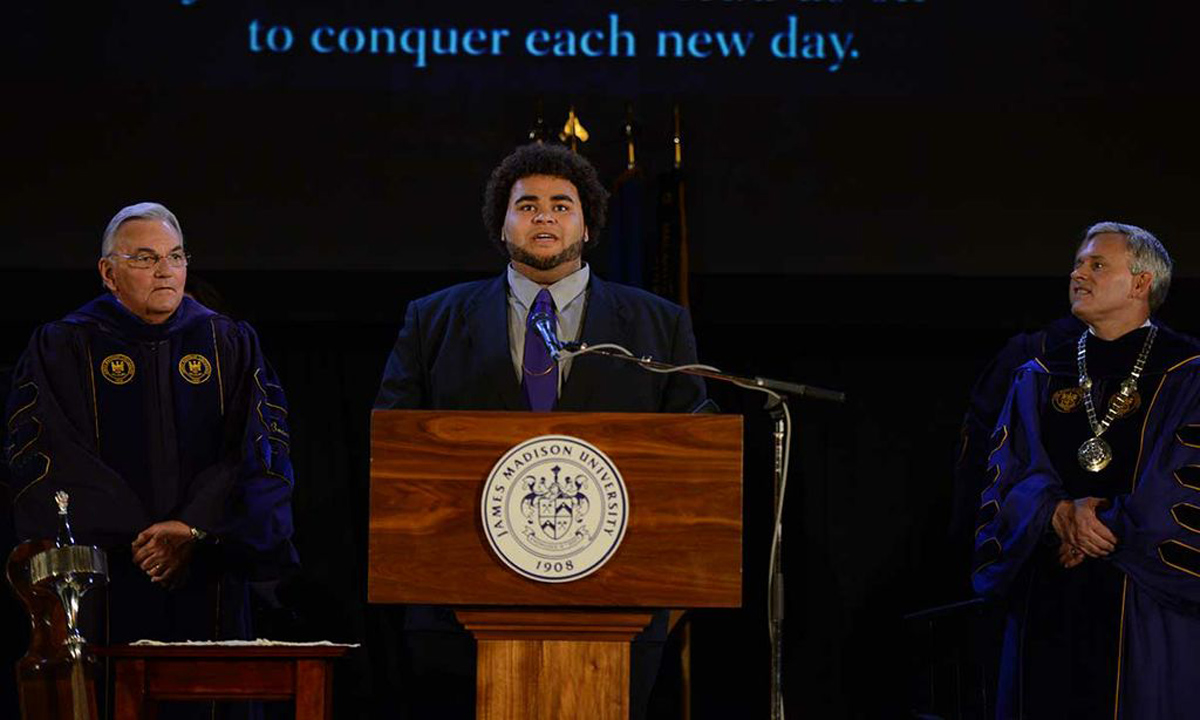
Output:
top-left (375, 143), bottom-right (707, 719)
top-left (972, 222), bottom-right (1200, 719)
top-left (5, 201), bottom-right (298, 651)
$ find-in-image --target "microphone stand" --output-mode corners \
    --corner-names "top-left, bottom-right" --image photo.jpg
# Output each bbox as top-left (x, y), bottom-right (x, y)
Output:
top-left (557, 341), bottom-right (844, 720)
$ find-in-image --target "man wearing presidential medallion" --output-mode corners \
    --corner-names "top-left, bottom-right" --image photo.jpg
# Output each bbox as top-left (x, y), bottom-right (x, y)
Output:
top-left (972, 222), bottom-right (1200, 719)
top-left (4, 203), bottom-right (298, 659)
top-left (375, 143), bottom-right (706, 719)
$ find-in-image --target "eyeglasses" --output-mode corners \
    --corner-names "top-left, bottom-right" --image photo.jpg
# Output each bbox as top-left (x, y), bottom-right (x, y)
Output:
top-left (107, 251), bottom-right (191, 269)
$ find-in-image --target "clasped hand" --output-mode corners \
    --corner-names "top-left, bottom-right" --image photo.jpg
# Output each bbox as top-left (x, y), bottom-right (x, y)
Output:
top-left (1052, 497), bottom-right (1116, 568)
top-left (132, 520), bottom-right (195, 587)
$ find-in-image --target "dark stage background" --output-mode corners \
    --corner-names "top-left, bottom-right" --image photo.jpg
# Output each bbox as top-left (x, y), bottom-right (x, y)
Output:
top-left (4, 2), bottom-right (1200, 718)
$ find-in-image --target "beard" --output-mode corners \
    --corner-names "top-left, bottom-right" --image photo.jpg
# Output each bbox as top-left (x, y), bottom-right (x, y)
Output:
top-left (505, 237), bottom-right (584, 271)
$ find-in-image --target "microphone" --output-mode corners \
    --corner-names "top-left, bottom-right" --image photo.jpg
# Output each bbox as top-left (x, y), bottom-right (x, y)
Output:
top-left (530, 312), bottom-right (564, 362)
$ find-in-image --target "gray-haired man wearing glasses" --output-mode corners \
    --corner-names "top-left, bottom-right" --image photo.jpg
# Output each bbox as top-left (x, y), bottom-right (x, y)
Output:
top-left (4, 202), bottom-right (299, 713)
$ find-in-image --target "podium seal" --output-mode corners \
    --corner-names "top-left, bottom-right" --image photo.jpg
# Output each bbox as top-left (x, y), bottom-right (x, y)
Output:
top-left (481, 434), bottom-right (628, 583)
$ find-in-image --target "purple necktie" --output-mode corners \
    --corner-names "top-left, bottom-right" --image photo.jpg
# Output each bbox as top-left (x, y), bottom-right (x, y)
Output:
top-left (523, 289), bottom-right (558, 411)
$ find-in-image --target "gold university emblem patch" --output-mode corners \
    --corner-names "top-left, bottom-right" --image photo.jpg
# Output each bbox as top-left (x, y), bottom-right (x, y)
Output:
top-left (99, 354), bottom-right (136, 385)
top-left (1051, 387), bottom-right (1083, 413)
top-left (178, 354), bottom-right (213, 385)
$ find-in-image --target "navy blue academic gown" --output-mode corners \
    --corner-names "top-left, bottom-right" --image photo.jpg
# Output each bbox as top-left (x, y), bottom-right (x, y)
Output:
top-left (973, 325), bottom-right (1200, 720)
top-left (952, 316), bottom-right (1085, 550)
top-left (5, 294), bottom-right (298, 645)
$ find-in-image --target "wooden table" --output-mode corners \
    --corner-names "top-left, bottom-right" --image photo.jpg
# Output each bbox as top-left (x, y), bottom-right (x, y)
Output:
top-left (102, 644), bottom-right (352, 720)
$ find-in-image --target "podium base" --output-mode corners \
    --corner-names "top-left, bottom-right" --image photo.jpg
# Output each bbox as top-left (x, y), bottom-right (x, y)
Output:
top-left (457, 609), bottom-right (654, 720)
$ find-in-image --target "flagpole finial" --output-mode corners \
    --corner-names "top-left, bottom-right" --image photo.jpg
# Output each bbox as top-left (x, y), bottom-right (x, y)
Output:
top-left (528, 99), bottom-right (548, 144)
top-left (672, 104), bottom-right (683, 170)
top-left (622, 103), bottom-right (638, 170)
top-left (559, 106), bottom-right (589, 152)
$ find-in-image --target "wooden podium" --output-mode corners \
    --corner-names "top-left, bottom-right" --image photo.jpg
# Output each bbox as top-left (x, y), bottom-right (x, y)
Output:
top-left (368, 410), bottom-right (742, 720)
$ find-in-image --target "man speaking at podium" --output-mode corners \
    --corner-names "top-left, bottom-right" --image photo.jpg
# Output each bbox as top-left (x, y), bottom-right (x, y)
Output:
top-left (375, 143), bottom-right (706, 718)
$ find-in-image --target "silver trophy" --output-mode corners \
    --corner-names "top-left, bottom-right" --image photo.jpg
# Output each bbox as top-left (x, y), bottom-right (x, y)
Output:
top-left (10, 491), bottom-right (109, 720)
top-left (28, 491), bottom-right (109, 663)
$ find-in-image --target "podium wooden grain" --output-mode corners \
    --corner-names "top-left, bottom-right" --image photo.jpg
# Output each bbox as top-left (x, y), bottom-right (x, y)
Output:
top-left (369, 410), bottom-right (742, 720)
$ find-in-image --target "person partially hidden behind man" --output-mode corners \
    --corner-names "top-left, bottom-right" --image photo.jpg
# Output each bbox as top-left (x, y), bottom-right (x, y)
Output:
top-left (972, 222), bottom-right (1200, 719)
top-left (375, 143), bottom-right (707, 718)
top-left (4, 202), bottom-right (298, 714)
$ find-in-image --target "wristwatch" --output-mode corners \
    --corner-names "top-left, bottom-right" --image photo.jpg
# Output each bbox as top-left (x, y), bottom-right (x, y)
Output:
top-left (189, 525), bottom-right (210, 543)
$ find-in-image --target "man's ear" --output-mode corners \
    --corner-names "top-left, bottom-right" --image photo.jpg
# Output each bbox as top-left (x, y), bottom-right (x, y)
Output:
top-left (98, 258), bottom-right (117, 293)
top-left (1131, 271), bottom-right (1154, 301)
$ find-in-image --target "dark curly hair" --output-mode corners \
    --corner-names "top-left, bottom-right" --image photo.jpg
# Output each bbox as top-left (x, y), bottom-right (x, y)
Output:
top-left (481, 143), bottom-right (610, 254)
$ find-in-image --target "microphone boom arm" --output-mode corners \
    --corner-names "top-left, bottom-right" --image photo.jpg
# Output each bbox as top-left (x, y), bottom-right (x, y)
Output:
top-left (558, 342), bottom-right (845, 404)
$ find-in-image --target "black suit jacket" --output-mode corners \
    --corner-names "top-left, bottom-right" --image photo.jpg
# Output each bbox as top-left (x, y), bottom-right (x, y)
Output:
top-left (375, 272), bottom-right (706, 412)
